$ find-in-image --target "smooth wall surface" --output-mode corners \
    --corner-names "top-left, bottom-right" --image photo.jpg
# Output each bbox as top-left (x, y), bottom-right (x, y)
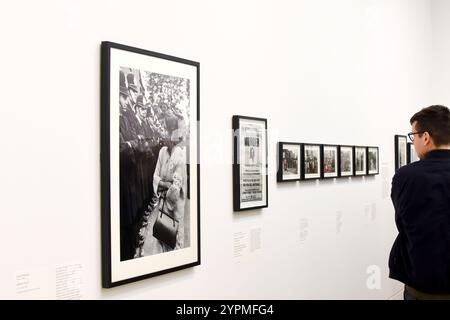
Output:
top-left (432, 0), bottom-right (450, 104)
top-left (0, 0), bottom-right (444, 299)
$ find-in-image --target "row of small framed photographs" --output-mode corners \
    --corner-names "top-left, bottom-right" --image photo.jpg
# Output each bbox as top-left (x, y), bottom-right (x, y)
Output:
top-left (277, 142), bottom-right (379, 182)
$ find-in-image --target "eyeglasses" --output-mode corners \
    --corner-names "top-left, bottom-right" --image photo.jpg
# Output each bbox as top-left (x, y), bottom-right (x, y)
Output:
top-left (408, 131), bottom-right (425, 142)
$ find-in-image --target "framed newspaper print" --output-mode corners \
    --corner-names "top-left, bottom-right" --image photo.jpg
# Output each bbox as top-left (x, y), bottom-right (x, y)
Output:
top-left (233, 115), bottom-right (268, 211)
top-left (277, 142), bottom-right (302, 182)
top-left (354, 146), bottom-right (367, 176)
top-left (321, 144), bottom-right (339, 179)
top-left (367, 146), bottom-right (379, 175)
top-left (302, 143), bottom-right (322, 180)
top-left (101, 41), bottom-right (200, 288)
top-left (395, 135), bottom-right (408, 170)
top-left (339, 145), bottom-right (354, 177)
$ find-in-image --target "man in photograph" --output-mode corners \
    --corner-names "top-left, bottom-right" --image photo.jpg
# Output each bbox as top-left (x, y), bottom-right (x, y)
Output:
top-left (389, 105), bottom-right (450, 300)
top-left (134, 95), bottom-right (156, 219)
top-left (127, 72), bottom-right (139, 107)
top-left (119, 70), bottom-right (144, 261)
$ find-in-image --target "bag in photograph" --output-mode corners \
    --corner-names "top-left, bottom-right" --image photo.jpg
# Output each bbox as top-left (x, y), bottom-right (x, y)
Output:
top-left (152, 193), bottom-right (179, 249)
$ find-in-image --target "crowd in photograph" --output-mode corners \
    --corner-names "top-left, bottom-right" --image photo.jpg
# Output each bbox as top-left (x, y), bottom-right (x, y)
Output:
top-left (119, 67), bottom-right (190, 261)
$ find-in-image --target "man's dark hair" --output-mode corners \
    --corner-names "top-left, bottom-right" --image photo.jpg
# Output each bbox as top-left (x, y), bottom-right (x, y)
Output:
top-left (410, 105), bottom-right (450, 146)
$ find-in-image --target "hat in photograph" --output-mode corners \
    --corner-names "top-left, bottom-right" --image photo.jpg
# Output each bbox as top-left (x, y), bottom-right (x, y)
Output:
top-left (127, 73), bottom-right (138, 92)
top-left (119, 71), bottom-right (128, 96)
top-left (135, 95), bottom-right (146, 109)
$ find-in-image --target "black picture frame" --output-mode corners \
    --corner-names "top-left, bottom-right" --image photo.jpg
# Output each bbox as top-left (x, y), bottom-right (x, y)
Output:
top-left (338, 145), bottom-right (354, 178)
top-left (302, 143), bottom-right (322, 180)
top-left (233, 115), bottom-right (268, 211)
top-left (353, 146), bottom-right (367, 176)
top-left (366, 146), bottom-right (379, 175)
top-left (321, 144), bottom-right (339, 179)
top-left (277, 142), bottom-right (302, 182)
top-left (101, 41), bottom-right (200, 288)
top-left (395, 135), bottom-right (408, 170)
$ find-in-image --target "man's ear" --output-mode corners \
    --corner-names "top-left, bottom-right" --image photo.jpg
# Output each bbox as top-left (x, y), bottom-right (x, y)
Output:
top-left (424, 132), bottom-right (432, 146)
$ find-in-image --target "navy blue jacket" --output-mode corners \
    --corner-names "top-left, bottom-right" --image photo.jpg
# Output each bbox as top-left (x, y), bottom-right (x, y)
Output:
top-left (389, 149), bottom-right (450, 293)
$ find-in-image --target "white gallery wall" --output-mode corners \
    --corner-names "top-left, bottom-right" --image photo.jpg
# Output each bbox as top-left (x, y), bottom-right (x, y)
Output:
top-left (0, 0), bottom-right (447, 299)
top-left (432, 0), bottom-right (450, 104)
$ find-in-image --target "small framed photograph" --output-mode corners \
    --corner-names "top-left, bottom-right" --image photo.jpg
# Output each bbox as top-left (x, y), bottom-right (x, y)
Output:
top-left (366, 146), bottom-right (379, 175)
top-left (321, 144), bottom-right (339, 178)
top-left (233, 115), bottom-right (268, 211)
top-left (395, 135), bottom-right (408, 170)
top-left (302, 144), bottom-right (322, 180)
top-left (354, 146), bottom-right (367, 176)
top-left (339, 145), bottom-right (354, 177)
top-left (101, 42), bottom-right (200, 287)
top-left (407, 142), bottom-right (419, 163)
top-left (277, 142), bottom-right (302, 182)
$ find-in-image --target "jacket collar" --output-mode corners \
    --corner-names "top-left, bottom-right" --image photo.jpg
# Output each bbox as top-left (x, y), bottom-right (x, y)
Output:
top-left (424, 149), bottom-right (450, 160)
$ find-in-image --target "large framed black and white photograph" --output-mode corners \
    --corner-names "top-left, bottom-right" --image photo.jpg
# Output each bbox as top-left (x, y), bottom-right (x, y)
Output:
top-left (339, 145), bottom-right (354, 177)
top-left (321, 144), bottom-right (339, 179)
top-left (367, 146), bottom-right (379, 175)
top-left (354, 146), bottom-right (367, 176)
top-left (101, 42), bottom-right (200, 288)
top-left (302, 143), bottom-right (321, 180)
top-left (233, 116), bottom-right (268, 211)
top-left (395, 135), bottom-right (408, 170)
top-left (277, 142), bottom-right (301, 182)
